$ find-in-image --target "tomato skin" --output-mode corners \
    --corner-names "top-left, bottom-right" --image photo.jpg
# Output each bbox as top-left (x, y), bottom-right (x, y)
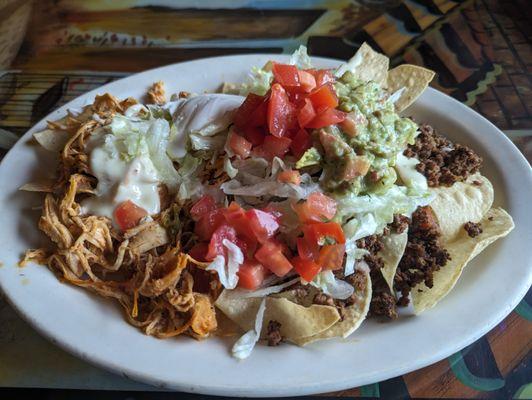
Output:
top-left (242, 126), bottom-right (265, 146)
top-left (308, 69), bottom-right (335, 87)
top-left (303, 222), bottom-right (346, 245)
top-left (290, 129), bottom-right (312, 159)
top-left (114, 200), bottom-right (148, 231)
top-left (297, 237), bottom-right (319, 261)
top-left (317, 244), bottom-right (345, 270)
top-left (190, 195), bottom-right (216, 221)
top-left (247, 98), bottom-right (268, 127)
top-left (267, 83), bottom-right (293, 137)
top-left (229, 132), bottom-right (252, 159)
top-left (195, 208), bottom-right (225, 241)
top-left (246, 209), bottom-right (280, 243)
top-left (297, 98), bottom-right (316, 128)
top-left (293, 192), bottom-right (337, 223)
top-left (189, 242), bottom-right (209, 262)
top-left (262, 135), bottom-right (292, 159)
top-left (277, 169), bottom-right (301, 185)
top-left (306, 108), bottom-right (346, 129)
top-left (206, 224), bottom-right (237, 261)
top-left (223, 202), bottom-right (256, 240)
top-left (272, 63), bottom-right (300, 87)
top-left (237, 261), bottom-right (267, 290)
top-left (308, 84), bottom-right (338, 110)
top-left (234, 93), bottom-right (266, 129)
top-left (291, 256), bottom-right (321, 282)
top-left (255, 240), bottom-right (293, 277)
top-left (297, 70), bottom-right (317, 92)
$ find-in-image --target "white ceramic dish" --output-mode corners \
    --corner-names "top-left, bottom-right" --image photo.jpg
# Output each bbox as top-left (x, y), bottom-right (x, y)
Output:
top-left (0, 55), bottom-right (530, 397)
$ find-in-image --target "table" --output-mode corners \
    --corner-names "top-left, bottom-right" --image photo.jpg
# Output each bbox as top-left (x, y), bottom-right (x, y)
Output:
top-left (1, 0), bottom-right (531, 398)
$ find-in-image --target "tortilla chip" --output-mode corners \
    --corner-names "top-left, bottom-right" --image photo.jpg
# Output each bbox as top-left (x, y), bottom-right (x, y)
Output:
top-left (215, 290), bottom-right (340, 342)
top-left (387, 64), bottom-right (435, 112)
top-left (429, 173), bottom-right (494, 243)
top-left (412, 207), bottom-right (514, 314)
top-left (293, 267), bottom-right (372, 346)
top-left (337, 42), bottom-right (389, 87)
top-left (33, 129), bottom-right (71, 152)
top-left (19, 179), bottom-right (55, 193)
top-left (380, 231), bottom-right (408, 291)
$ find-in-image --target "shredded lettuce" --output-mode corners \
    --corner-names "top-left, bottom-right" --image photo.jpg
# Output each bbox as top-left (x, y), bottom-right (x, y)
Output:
top-left (311, 271), bottom-right (354, 300)
top-left (395, 153), bottom-right (428, 194)
top-left (239, 67), bottom-right (273, 96)
top-left (224, 157), bottom-right (239, 179)
top-left (289, 45), bottom-right (313, 69)
top-left (240, 277), bottom-right (300, 298)
top-left (205, 239), bottom-right (243, 290)
top-left (232, 298), bottom-right (266, 360)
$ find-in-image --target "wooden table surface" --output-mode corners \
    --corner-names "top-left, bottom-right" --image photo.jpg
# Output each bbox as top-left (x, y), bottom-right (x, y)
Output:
top-left (0, 0), bottom-right (530, 398)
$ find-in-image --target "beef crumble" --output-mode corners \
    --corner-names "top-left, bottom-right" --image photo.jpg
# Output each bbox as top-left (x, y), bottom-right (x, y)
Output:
top-left (266, 320), bottom-right (282, 346)
top-left (404, 124), bottom-right (482, 187)
top-left (464, 221), bottom-right (483, 238)
top-left (394, 206), bottom-right (450, 305)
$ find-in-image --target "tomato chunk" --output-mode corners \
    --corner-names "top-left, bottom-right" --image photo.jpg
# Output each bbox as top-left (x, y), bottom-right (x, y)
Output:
top-left (303, 222), bottom-right (346, 245)
top-left (114, 200), bottom-right (148, 231)
top-left (317, 244), bottom-right (345, 270)
top-left (309, 69), bottom-right (335, 87)
top-left (297, 70), bottom-right (317, 92)
top-left (291, 256), bottom-right (321, 282)
top-left (306, 108), bottom-right (346, 129)
top-left (255, 240), bottom-right (293, 277)
top-left (237, 261), bottom-right (267, 290)
top-left (190, 195), bottom-right (216, 221)
top-left (189, 242), bottom-right (209, 262)
top-left (290, 129), bottom-right (312, 159)
top-left (206, 224), bottom-right (237, 261)
top-left (242, 126), bottom-right (265, 146)
top-left (268, 83), bottom-right (293, 137)
top-left (297, 98), bottom-right (316, 128)
top-left (308, 84), bottom-right (338, 110)
top-left (293, 192), bottom-right (337, 223)
top-left (297, 237), bottom-right (319, 261)
top-left (277, 169), bottom-right (301, 185)
top-left (262, 135), bottom-right (292, 159)
top-left (195, 208), bottom-right (225, 241)
top-left (246, 209), bottom-right (280, 243)
top-left (223, 202), bottom-right (256, 240)
top-left (229, 132), bottom-right (252, 159)
top-left (234, 93), bottom-right (266, 128)
top-left (272, 63), bottom-right (300, 87)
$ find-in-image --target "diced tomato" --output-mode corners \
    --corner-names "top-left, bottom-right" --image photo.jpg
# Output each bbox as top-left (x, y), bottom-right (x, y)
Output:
top-left (308, 69), bottom-right (335, 87)
top-left (291, 256), bottom-right (321, 282)
top-left (246, 209), bottom-right (280, 243)
top-left (268, 83), bottom-right (294, 137)
top-left (308, 84), bottom-right (338, 110)
top-left (290, 129), bottom-right (312, 159)
top-left (223, 202), bottom-right (256, 240)
top-left (247, 98), bottom-right (268, 127)
top-left (303, 222), bottom-right (346, 246)
top-left (235, 236), bottom-right (257, 259)
top-left (317, 244), bottom-right (345, 270)
top-left (262, 135), bottom-right (292, 159)
top-left (272, 63), bottom-right (300, 87)
top-left (114, 200), bottom-right (148, 231)
top-left (306, 108), bottom-right (346, 129)
top-left (242, 126), bottom-right (265, 146)
top-left (190, 195), bottom-right (216, 221)
top-left (341, 156), bottom-right (371, 180)
top-left (277, 169), bottom-right (301, 185)
top-left (297, 70), bottom-right (317, 92)
top-left (237, 261), bottom-right (267, 290)
top-left (229, 132), bottom-right (252, 159)
top-left (297, 98), bottom-right (316, 128)
top-left (297, 237), bottom-right (319, 261)
top-left (293, 192), bottom-right (337, 223)
top-left (195, 208), bottom-right (225, 241)
top-left (206, 224), bottom-right (237, 261)
top-left (234, 93), bottom-right (266, 128)
top-left (339, 111), bottom-right (366, 137)
top-left (255, 240), bottom-right (293, 277)
top-left (189, 242), bottom-right (209, 262)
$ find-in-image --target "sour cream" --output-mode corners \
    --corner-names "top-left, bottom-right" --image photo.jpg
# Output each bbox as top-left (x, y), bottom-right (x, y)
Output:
top-left (165, 93), bottom-right (244, 159)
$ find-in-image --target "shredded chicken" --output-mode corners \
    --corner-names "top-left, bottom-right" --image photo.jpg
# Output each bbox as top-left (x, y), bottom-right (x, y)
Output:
top-left (146, 81), bottom-right (166, 105)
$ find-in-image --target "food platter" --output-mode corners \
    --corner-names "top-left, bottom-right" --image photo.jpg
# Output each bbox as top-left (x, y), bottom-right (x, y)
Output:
top-left (0, 54), bottom-right (530, 397)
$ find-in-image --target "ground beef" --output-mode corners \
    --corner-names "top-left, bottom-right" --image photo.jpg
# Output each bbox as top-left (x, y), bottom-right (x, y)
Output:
top-left (404, 124), bottom-right (482, 187)
top-left (394, 206), bottom-right (451, 305)
top-left (266, 320), bottom-right (282, 346)
top-left (356, 234), bottom-right (384, 255)
top-left (464, 221), bottom-right (483, 238)
top-left (391, 214), bottom-right (410, 234)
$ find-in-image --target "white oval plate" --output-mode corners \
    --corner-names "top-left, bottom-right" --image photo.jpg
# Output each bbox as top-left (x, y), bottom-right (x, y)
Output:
top-left (0, 55), bottom-right (531, 397)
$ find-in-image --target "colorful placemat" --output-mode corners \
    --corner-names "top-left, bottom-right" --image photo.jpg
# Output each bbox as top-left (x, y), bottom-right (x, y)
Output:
top-left (0, 0), bottom-right (530, 398)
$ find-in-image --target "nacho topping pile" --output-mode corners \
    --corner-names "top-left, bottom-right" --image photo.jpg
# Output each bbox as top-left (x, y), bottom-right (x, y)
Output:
top-left (22, 44), bottom-right (513, 359)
